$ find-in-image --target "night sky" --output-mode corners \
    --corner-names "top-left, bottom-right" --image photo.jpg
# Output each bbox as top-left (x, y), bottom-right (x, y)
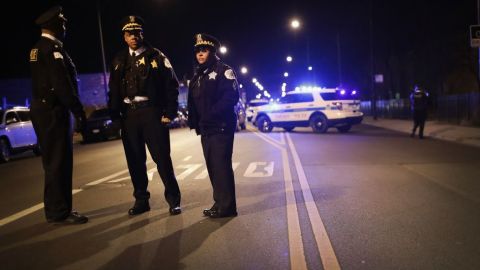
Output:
top-left (4, 0), bottom-right (477, 99)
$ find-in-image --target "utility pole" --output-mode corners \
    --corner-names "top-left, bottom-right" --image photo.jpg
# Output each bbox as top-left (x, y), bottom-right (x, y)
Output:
top-left (477, 0), bottom-right (480, 83)
top-left (369, 0), bottom-right (377, 120)
top-left (336, 31), bottom-right (343, 87)
top-left (97, 0), bottom-right (109, 104)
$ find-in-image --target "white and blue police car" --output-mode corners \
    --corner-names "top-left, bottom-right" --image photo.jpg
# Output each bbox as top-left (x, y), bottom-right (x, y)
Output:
top-left (252, 87), bottom-right (363, 133)
top-left (0, 106), bottom-right (40, 162)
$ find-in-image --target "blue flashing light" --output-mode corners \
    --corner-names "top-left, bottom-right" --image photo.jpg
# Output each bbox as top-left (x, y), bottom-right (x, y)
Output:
top-left (340, 90), bottom-right (346, 95)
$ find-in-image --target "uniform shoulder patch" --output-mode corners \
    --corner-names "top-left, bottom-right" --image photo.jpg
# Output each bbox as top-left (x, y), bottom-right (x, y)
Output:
top-left (164, 57), bottom-right (172, 69)
top-left (224, 69), bottom-right (236, 80)
top-left (30, 49), bottom-right (38, 62)
top-left (53, 51), bottom-right (63, 60)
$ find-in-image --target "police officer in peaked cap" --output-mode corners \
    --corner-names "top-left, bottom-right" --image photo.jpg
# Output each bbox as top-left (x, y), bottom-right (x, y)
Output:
top-left (410, 85), bottom-right (429, 139)
top-left (108, 15), bottom-right (182, 216)
top-left (188, 33), bottom-right (239, 218)
top-left (29, 6), bottom-right (88, 224)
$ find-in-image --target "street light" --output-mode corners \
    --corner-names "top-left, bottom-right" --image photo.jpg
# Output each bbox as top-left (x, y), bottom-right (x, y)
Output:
top-left (252, 78), bottom-right (257, 83)
top-left (240, 66), bottom-right (248, 74)
top-left (219, 46), bottom-right (228, 54)
top-left (290, 19), bottom-right (300, 29)
top-left (284, 72), bottom-right (289, 77)
top-left (286, 56), bottom-right (293, 62)
top-left (308, 66), bottom-right (313, 71)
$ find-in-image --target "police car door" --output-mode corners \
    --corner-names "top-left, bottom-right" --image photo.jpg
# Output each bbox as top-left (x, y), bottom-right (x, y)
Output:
top-left (16, 110), bottom-right (37, 146)
top-left (269, 94), bottom-right (295, 122)
top-left (287, 93), bottom-right (314, 122)
top-left (4, 111), bottom-right (22, 147)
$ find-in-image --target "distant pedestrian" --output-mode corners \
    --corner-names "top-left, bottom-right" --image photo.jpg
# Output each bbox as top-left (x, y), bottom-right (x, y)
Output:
top-left (187, 33), bottom-right (239, 218)
top-left (29, 6), bottom-right (88, 224)
top-left (108, 16), bottom-right (182, 216)
top-left (410, 85), bottom-right (429, 139)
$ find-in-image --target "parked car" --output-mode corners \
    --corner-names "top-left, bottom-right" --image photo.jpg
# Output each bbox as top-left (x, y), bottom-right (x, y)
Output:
top-left (82, 108), bottom-right (121, 143)
top-left (235, 100), bottom-right (246, 131)
top-left (0, 106), bottom-right (40, 162)
top-left (246, 99), bottom-right (269, 122)
top-left (252, 88), bottom-right (363, 133)
top-left (166, 111), bottom-right (188, 129)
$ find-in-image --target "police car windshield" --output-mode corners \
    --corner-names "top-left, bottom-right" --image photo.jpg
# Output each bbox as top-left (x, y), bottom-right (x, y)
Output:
top-left (320, 92), bottom-right (358, 101)
top-left (249, 101), bottom-right (269, 107)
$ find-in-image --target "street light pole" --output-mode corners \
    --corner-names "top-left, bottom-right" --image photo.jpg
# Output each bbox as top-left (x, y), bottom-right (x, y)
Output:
top-left (96, 0), bottom-right (109, 104)
top-left (336, 31), bottom-right (343, 87)
top-left (478, 0), bottom-right (480, 83)
top-left (369, 0), bottom-right (377, 120)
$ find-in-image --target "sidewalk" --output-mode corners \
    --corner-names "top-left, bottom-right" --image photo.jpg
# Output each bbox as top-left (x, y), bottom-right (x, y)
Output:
top-left (362, 116), bottom-right (480, 148)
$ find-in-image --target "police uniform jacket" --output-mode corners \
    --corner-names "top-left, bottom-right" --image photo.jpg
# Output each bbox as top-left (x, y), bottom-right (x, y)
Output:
top-left (188, 60), bottom-right (239, 135)
top-left (30, 36), bottom-right (84, 117)
top-left (410, 90), bottom-right (429, 111)
top-left (108, 45), bottom-right (179, 120)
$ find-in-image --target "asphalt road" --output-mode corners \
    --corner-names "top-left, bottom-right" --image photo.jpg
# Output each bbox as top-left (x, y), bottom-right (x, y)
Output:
top-left (1, 123), bottom-right (479, 270)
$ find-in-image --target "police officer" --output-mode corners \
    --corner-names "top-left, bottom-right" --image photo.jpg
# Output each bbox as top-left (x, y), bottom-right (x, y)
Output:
top-left (108, 16), bottom-right (182, 216)
top-left (410, 85), bottom-right (429, 139)
top-left (188, 33), bottom-right (239, 218)
top-left (29, 6), bottom-right (88, 224)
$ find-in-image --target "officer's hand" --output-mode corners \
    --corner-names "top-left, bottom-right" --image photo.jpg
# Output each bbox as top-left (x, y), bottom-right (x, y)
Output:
top-left (161, 116), bottom-right (171, 124)
top-left (75, 113), bottom-right (87, 133)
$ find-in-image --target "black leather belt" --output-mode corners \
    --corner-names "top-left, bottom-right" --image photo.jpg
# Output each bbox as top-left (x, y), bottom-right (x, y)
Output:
top-left (125, 101), bottom-right (151, 110)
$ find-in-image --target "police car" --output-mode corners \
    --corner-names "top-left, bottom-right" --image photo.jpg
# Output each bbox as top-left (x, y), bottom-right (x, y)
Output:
top-left (0, 106), bottom-right (40, 162)
top-left (246, 99), bottom-right (269, 122)
top-left (252, 87), bottom-right (363, 133)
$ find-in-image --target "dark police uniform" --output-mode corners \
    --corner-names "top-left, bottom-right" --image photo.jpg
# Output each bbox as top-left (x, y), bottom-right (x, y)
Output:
top-left (108, 16), bottom-right (181, 215)
top-left (29, 6), bottom-right (88, 223)
top-left (188, 34), bottom-right (239, 218)
top-left (410, 86), bottom-right (429, 139)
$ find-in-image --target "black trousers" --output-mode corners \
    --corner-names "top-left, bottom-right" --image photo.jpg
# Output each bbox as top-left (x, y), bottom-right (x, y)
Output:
top-left (201, 132), bottom-right (237, 213)
top-left (412, 110), bottom-right (427, 137)
top-left (31, 102), bottom-right (73, 221)
top-left (121, 107), bottom-right (180, 207)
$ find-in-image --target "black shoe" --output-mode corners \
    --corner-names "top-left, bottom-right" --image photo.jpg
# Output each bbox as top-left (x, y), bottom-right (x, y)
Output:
top-left (128, 200), bottom-right (150, 216)
top-left (207, 209), bottom-right (238, 218)
top-left (48, 211), bottom-right (88, 225)
top-left (169, 206), bottom-right (182, 215)
top-left (203, 205), bottom-right (218, 216)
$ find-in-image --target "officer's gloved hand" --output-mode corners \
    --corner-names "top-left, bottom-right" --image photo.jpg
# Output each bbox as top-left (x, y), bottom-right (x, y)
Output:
top-left (74, 113), bottom-right (87, 133)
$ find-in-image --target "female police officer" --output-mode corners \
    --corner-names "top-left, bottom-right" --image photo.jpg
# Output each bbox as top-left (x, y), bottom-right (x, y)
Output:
top-left (188, 34), bottom-right (239, 218)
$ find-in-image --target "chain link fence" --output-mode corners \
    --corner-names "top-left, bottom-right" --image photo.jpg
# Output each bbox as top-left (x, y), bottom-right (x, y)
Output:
top-left (361, 92), bottom-right (480, 126)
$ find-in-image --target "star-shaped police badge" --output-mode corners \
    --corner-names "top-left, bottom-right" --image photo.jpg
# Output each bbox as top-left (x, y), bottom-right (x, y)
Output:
top-left (208, 71), bottom-right (217, 80)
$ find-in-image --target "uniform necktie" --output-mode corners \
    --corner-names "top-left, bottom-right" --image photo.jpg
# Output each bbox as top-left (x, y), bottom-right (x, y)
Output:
top-left (130, 52), bottom-right (136, 66)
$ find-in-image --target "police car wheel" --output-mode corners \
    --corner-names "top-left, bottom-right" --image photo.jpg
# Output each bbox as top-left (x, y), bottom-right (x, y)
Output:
top-left (310, 114), bottom-right (328, 133)
top-left (257, 116), bottom-right (273, 133)
top-left (0, 139), bottom-right (11, 163)
top-left (337, 125), bottom-right (351, 133)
